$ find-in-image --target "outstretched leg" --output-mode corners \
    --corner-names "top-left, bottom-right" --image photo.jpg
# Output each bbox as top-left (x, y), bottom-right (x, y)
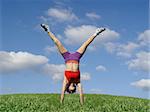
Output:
top-left (41, 24), bottom-right (67, 54)
top-left (77, 28), bottom-right (106, 55)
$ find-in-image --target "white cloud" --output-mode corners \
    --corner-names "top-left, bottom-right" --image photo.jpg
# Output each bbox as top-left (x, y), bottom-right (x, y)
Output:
top-left (64, 25), bottom-right (119, 45)
top-left (131, 79), bottom-right (150, 91)
top-left (0, 51), bottom-right (91, 82)
top-left (81, 72), bottom-right (91, 81)
top-left (104, 42), bottom-right (117, 54)
top-left (0, 51), bottom-right (48, 73)
top-left (44, 46), bottom-right (57, 54)
top-left (116, 42), bottom-right (139, 58)
top-left (100, 28), bottom-right (119, 43)
top-left (39, 16), bottom-right (48, 23)
top-left (42, 63), bottom-right (65, 81)
top-left (138, 30), bottom-right (150, 46)
top-left (96, 65), bottom-right (107, 72)
top-left (127, 51), bottom-right (150, 72)
top-left (105, 42), bottom-right (139, 58)
top-left (64, 25), bottom-right (96, 45)
top-left (86, 12), bottom-right (101, 20)
top-left (105, 29), bottom-right (150, 58)
top-left (47, 8), bottom-right (78, 22)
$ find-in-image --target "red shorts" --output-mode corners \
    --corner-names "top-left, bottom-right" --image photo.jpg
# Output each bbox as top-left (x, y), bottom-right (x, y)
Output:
top-left (65, 70), bottom-right (80, 82)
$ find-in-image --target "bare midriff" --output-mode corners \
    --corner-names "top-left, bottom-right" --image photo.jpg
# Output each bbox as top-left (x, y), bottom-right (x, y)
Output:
top-left (65, 60), bottom-right (79, 72)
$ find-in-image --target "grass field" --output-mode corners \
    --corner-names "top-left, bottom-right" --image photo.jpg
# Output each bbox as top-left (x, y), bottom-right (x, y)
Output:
top-left (0, 94), bottom-right (149, 112)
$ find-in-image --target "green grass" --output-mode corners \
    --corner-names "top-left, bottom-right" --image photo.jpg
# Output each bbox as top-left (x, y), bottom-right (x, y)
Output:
top-left (0, 94), bottom-right (149, 112)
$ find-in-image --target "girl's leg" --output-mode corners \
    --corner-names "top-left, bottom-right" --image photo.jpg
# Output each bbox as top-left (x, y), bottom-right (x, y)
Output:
top-left (77, 28), bottom-right (105, 55)
top-left (48, 32), bottom-right (67, 54)
top-left (77, 35), bottom-right (96, 55)
top-left (41, 24), bottom-right (67, 54)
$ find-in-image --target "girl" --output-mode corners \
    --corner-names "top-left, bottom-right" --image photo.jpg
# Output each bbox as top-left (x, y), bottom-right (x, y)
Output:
top-left (41, 24), bottom-right (105, 104)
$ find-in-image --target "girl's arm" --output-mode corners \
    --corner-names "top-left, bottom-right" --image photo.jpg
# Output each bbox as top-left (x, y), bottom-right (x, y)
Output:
top-left (77, 83), bottom-right (84, 105)
top-left (60, 77), bottom-right (67, 103)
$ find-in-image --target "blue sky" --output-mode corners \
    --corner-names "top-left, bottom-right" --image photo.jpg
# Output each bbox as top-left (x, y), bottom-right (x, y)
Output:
top-left (0, 0), bottom-right (149, 99)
